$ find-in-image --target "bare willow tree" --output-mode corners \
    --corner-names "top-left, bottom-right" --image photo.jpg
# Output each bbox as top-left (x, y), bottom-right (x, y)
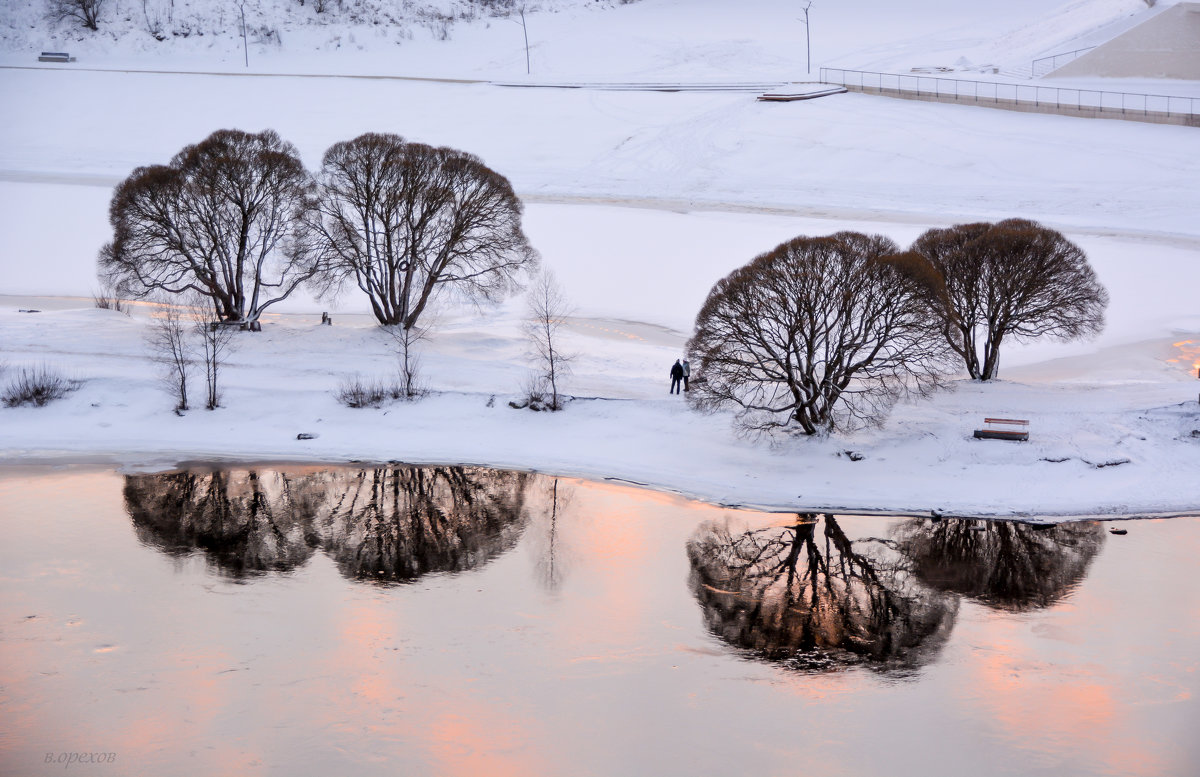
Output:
top-left (47, 0), bottom-right (107, 30)
top-left (911, 219), bottom-right (1108, 380)
top-left (524, 268), bottom-right (574, 410)
top-left (311, 133), bottom-right (537, 329)
top-left (687, 232), bottom-right (954, 435)
top-left (100, 129), bottom-right (323, 329)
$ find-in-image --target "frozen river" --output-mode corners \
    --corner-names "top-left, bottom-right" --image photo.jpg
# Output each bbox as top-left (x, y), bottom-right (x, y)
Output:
top-left (1, 463), bottom-right (1197, 776)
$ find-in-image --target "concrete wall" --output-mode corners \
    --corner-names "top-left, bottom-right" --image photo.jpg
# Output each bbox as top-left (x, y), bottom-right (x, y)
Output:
top-left (1049, 3), bottom-right (1200, 80)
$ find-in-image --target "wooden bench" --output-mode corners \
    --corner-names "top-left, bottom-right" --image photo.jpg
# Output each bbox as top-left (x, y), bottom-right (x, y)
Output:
top-left (38, 52), bottom-right (75, 63)
top-left (973, 417), bottom-right (1029, 441)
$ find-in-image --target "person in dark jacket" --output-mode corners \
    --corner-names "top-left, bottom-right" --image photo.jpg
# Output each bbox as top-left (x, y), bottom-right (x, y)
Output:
top-left (670, 360), bottom-right (684, 394)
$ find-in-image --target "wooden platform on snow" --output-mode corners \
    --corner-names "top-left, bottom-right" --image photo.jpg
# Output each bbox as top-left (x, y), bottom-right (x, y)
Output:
top-left (757, 83), bottom-right (847, 102)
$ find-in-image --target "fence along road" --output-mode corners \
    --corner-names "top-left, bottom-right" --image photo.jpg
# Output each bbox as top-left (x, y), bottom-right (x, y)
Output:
top-left (819, 67), bottom-right (1200, 127)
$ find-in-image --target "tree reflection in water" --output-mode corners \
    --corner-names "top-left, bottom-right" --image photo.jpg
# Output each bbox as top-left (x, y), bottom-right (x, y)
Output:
top-left (892, 518), bottom-right (1105, 611)
top-left (126, 469), bottom-right (322, 577)
top-left (319, 466), bottom-right (529, 582)
top-left (125, 466), bottom-right (529, 583)
top-left (687, 514), bottom-right (957, 674)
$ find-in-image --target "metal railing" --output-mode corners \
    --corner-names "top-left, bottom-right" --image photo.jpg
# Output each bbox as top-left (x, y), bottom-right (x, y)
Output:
top-left (819, 67), bottom-right (1200, 121)
top-left (1030, 46), bottom-right (1097, 78)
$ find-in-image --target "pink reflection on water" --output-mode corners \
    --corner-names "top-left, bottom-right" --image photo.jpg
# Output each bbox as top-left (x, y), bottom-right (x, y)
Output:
top-left (3, 466), bottom-right (1199, 776)
top-left (961, 610), bottom-right (1171, 775)
top-left (427, 698), bottom-right (551, 777)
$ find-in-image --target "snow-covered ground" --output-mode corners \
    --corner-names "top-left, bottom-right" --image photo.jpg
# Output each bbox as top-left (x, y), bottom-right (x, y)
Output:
top-left (1, 0), bottom-right (1198, 520)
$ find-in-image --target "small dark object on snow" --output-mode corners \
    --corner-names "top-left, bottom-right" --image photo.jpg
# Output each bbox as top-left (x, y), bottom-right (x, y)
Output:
top-left (1109, 528), bottom-right (1128, 535)
top-left (843, 450), bottom-right (864, 462)
top-left (1090, 458), bottom-right (1131, 469)
top-left (297, 433), bottom-right (317, 440)
top-left (39, 52), bottom-right (74, 63)
top-left (510, 396), bottom-right (548, 411)
top-left (1191, 429), bottom-right (1200, 438)
top-left (18, 309), bottom-right (41, 313)
top-left (1041, 456), bottom-right (1071, 463)
top-left (321, 312), bottom-right (333, 325)
top-left (486, 395), bottom-right (495, 408)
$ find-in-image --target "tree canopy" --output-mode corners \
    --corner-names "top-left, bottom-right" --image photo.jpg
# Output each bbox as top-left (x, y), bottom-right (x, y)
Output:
top-left (101, 128), bottom-right (322, 327)
top-left (687, 231), bottom-right (953, 435)
top-left (311, 133), bottom-right (537, 328)
top-left (912, 219), bottom-right (1108, 380)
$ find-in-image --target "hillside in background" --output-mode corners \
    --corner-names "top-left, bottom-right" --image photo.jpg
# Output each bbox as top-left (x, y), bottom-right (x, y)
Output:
top-left (0, 0), bottom-right (1166, 80)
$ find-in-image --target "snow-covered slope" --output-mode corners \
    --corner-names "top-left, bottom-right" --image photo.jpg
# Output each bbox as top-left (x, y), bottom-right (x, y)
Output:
top-left (0, 0), bottom-right (1174, 80)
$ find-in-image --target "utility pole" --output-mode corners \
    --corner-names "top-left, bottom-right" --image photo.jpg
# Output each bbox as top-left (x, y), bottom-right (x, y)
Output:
top-left (800, 1), bottom-right (812, 76)
top-left (519, 4), bottom-right (530, 75)
top-left (239, 1), bottom-right (249, 68)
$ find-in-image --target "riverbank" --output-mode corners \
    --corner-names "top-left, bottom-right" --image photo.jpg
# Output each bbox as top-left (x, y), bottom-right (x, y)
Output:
top-left (2, 297), bottom-right (1198, 521)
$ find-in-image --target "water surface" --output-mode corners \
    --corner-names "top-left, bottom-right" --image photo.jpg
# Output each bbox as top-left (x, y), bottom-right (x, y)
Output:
top-left (1, 464), bottom-right (1197, 776)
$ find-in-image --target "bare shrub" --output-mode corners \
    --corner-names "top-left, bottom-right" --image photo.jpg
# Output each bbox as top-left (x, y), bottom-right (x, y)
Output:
top-left (3, 365), bottom-right (81, 408)
top-left (93, 282), bottom-right (127, 313)
top-left (336, 376), bottom-right (390, 408)
top-left (187, 299), bottom-right (235, 410)
top-left (687, 232), bottom-right (954, 436)
top-left (912, 219), bottom-right (1108, 380)
top-left (384, 323), bottom-right (427, 401)
top-left (147, 301), bottom-right (192, 411)
top-left (47, 0), bottom-right (107, 31)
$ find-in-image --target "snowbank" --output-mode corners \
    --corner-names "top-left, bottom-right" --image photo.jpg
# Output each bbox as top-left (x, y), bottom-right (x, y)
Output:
top-left (2, 201), bottom-right (1198, 520)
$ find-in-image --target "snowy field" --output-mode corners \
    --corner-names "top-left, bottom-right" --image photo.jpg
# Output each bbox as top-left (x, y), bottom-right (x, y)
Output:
top-left (1, 0), bottom-right (1198, 519)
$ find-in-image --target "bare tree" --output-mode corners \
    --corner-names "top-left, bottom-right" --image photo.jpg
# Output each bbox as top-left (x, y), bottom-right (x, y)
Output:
top-left (100, 129), bottom-right (323, 329)
top-left (385, 322), bottom-right (428, 401)
top-left (147, 300), bottom-right (192, 411)
top-left (524, 268), bottom-right (574, 410)
top-left (188, 298), bottom-right (235, 410)
top-left (912, 219), bottom-right (1108, 380)
top-left (47, 0), bottom-right (107, 30)
top-left (687, 232), bottom-right (954, 436)
top-left (311, 133), bottom-right (537, 329)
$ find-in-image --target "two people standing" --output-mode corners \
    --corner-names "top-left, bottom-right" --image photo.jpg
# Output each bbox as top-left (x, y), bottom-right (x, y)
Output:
top-left (670, 359), bottom-right (690, 394)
